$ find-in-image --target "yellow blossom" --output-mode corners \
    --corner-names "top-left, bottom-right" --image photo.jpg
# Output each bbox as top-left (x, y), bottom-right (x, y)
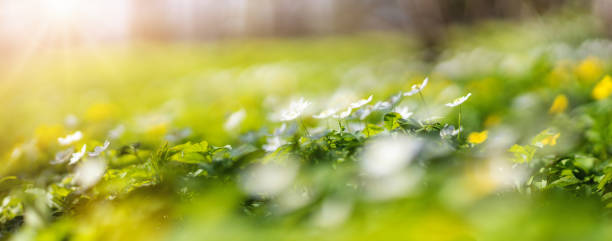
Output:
top-left (549, 94), bottom-right (568, 114)
top-left (468, 130), bottom-right (488, 144)
top-left (540, 133), bottom-right (560, 147)
top-left (575, 56), bottom-right (603, 82)
top-left (592, 75), bottom-right (612, 100)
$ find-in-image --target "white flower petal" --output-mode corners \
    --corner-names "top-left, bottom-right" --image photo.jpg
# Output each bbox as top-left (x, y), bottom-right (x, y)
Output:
top-left (108, 125), bottom-right (125, 139)
top-left (280, 97), bottom-right (310, 121)
top-left (263, 136), bottom-right (286, 152)
top-left (73, 159), bottom-right (106, 189)
top-left (88, 140), bottom-right (110, 157)
top-left (58, 131), bottom-right (83, 146)
top-left (440, 124), bottom-right (461, 139)
top-left (360, 136), bottom-right (423, 177)
top-left (240, 161), bottom-right (298, 196)
top-left (333, 107), bottom-right (352, 119)
top-left (373, 101), bottom-right (392, 110)
top-left (445, 93), bottom-right (472, 107)
top-left (394, 106), bottom-right (413, 119)
top-left (69, 144), bottom-right (87, 165)
top-left (224, 109), bottom-right (247, 131)
top-left (403, 77), bottom-right (428, 96)
top-left (313, 108), bottom-right (338, 119)
top-left (349, 95), bottom-right (373, 109)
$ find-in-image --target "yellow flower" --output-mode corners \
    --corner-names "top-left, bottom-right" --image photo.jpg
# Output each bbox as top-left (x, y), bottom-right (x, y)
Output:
top-left (575, 56), bottom-right (603, 82)
top-left (531, 129), bottom-right (561, 148)
top-left (540, 133), bottom-right (560, 147)
top-left (468, 130), bottom-right (488, 144)
top-left (592, 75), bottom-right (612, 100)
top-left (549, 94), bottom-right (568, 114)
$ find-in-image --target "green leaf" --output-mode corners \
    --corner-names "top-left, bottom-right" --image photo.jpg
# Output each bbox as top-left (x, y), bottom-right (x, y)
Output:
top-left (362, 123), bottom-right (384, 137)
top-left (549, 174), bottom-right (581, 188)
top-left (170, 141), bottom-right (211, 164)
top-left (574, 155), bottom-right (596, 171)
top-left (383, 112), bottom-right (401, 130)
top-left (598, 167), bottom-right (612, 191)
top-left (171, 141), bottom-right (208, 153)
top-left (508, 144), bottom-right (537, 163)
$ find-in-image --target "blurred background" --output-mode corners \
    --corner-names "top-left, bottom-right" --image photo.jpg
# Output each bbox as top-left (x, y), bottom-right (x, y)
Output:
top-left (0, 0), bottom-right (605, 50)
top-left (0, 0), bottom-right (606, 142)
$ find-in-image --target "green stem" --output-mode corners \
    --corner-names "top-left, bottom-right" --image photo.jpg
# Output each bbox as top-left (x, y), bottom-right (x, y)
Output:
top-left (418, 91), bottom-right (430, 118)
top-left (457, 104), bottom-right (462, 141)
top-left (300, 118), bottom-right (310, 137)
top-left (345, 120), bottom-right (350, 132)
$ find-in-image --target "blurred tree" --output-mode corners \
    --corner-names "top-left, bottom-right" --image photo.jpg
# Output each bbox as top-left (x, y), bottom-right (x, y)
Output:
top-left (594, 0), bottom-right (612, 37)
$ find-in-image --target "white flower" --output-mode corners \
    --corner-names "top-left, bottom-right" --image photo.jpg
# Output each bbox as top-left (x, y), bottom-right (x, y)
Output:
top-left (364, 168), bottom-right (423, 201)
top-left (89, 140), bottom-right (110, 157)
top-left (52, 148), bottom-right (74, 165)
top-left (418, 77), bottom-right (429, 90)
top-left (445, 93), bottom-right (472, 107)
top-left (276, 187), bottom-right (313, 213)
top-left (188, 169), bottom-right (204, 177)
top-left (348, 122), bottom-right (365, 132)
top-left (394, 106), bottom-right (413, 119)
top-left (313, 108), bottom-right (338, 119)
top-left (58, 131), bottom-right (83, 146)
top-left (403, 77), bottom-right (428, 96)
top-left (312, 198), bottom-right (352, 228)
top-left (373, 101), bottom-right (391, 110)
top-left (349, 95), bottom-right (373, 109)
top-left (273, 123), bottom-right (287, 136)
top-left (64, 114), bottom-right (79, 128)
top-left (263, 136), bottom-right (286, 152)
top-left (420, 116), bottom-right (444, 125)
top-left (69, 144), bottom-right (87, 165)
top-left (403, 89), bottom-right (419, 97)
top-left (240, 161), bottom-right (298, 196)
top-left (390, 92), bottom-right (403, 105)
top-left (108, 125), bottom-right (125, 139)
top-left (487, 158), bottom-right (528, 190)
top-left (224, 109), bottom-right (246, 131)
top-left (360, 136), bottom-right (422, 177)
top-left (73, 159), bottom-right (106, 190)
top-left (358, 107), bottom-right (372, 120)
top-left (440, 124), bottom-right (461, 139)
top-left (333, 107), bottom-right (352, 119)
top-left (280, 98), bottom-right (311, 121)
top-left (165, 128), bottom-right (192, 143)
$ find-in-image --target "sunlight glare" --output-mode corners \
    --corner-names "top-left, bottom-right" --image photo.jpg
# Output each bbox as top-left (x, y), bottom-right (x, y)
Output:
top-left (42, 0), bottom-right (81, 23)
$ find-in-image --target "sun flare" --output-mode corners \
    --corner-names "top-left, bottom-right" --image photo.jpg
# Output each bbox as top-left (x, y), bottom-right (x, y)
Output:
top-left (42, 0), bottom-right (81, 23)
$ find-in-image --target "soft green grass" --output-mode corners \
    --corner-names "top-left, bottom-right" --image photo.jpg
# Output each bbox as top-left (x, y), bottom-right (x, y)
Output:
top-left (0, 34), bottom-right (417, 153)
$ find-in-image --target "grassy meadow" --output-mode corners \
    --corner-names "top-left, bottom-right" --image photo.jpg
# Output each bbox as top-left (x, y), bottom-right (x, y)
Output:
top-left (2, 11), bottom-right (612, 241)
